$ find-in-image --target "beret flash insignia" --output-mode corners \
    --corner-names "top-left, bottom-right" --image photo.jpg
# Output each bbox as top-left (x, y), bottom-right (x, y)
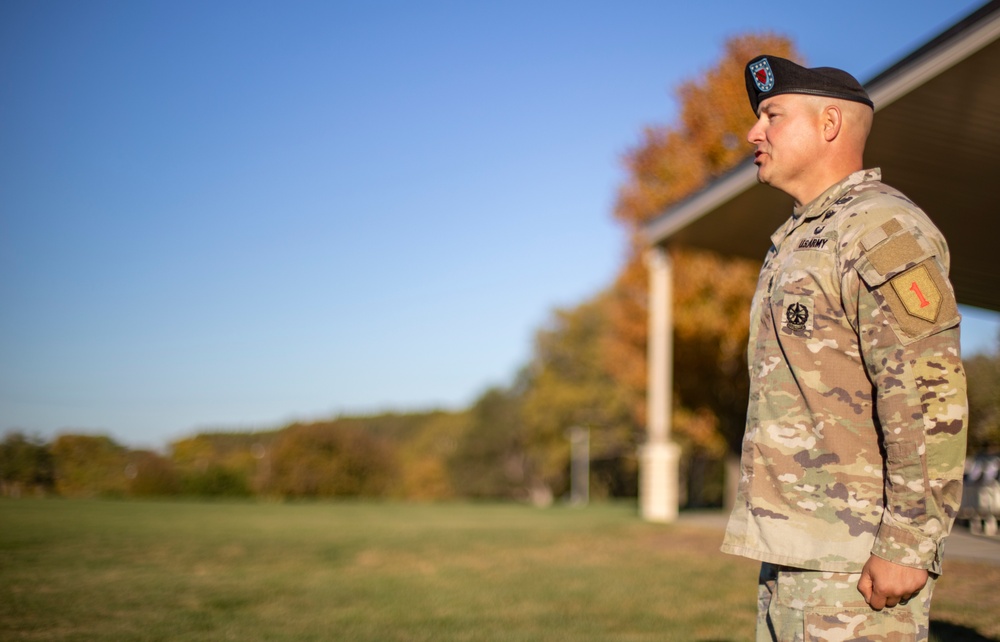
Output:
top-left (750, 58), bottom-right (774, 93)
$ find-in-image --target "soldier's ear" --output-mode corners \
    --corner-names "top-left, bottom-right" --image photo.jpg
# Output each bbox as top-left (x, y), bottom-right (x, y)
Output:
top-left (821, 104), bottom-right (843, 142)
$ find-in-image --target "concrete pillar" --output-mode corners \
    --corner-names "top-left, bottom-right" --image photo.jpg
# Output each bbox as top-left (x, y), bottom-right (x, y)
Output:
top-left (640, 247), bottom-right (681, 523)
top-left (568, 426), bottom-right (590, 506)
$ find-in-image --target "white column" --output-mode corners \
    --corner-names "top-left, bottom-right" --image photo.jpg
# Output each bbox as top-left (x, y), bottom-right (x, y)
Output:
top-left (640, 247), bottom-right (681, 523)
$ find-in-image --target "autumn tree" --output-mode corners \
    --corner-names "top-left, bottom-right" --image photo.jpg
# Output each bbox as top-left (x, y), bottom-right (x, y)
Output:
top-left (327, 410), bottom-right (462, 500)
top-left (265, 421), bottom-right (398, 498)
top-left (606, 34), bottom-right (799, 504)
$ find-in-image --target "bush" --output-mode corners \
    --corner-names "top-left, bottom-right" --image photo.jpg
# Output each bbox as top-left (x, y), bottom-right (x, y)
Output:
top-left (125, 451), bottom-right (181, 496)
top-left (181, 465), bottom-right (252, 497)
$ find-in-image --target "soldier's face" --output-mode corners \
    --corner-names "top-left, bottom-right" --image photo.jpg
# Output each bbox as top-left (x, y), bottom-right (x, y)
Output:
top-left (747, 94), bottom-right (824, 200)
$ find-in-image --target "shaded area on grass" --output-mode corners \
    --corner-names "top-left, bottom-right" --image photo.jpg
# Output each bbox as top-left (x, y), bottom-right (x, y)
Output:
top-left (931, 621), bottom-right (1000, 642)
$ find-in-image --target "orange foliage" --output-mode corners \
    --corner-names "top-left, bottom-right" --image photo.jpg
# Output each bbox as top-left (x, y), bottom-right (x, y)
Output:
top-left (613, 34), bottom-right (800, 229)
top-left (606, 34), bottom-right (799, 452)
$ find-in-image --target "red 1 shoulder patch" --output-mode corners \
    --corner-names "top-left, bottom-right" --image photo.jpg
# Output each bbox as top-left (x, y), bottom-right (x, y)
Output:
top-left (889, 264), bottom-right (941, 322)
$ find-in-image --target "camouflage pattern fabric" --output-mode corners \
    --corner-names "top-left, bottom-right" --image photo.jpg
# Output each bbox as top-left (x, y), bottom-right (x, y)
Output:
top-left (757, 562), bottom-right (934, 642)
top-left (722, 168), bottom-right (968, 575)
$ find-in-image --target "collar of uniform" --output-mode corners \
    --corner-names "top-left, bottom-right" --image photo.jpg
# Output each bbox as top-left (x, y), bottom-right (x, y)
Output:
top-left (795, 168), bottom-right (881, 220)
top-left (770, 168), bottom-right (882, 248)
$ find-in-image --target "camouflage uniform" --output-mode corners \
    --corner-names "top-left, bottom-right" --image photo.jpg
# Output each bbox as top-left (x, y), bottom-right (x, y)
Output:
top-left (756, 563), bottom-right (935, 642)
top-left (721, 168), bottom-right (968, 637)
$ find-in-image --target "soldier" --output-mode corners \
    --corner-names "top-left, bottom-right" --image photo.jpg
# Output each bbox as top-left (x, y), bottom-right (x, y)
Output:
top-left (721, 55), bottom-right (968, 641)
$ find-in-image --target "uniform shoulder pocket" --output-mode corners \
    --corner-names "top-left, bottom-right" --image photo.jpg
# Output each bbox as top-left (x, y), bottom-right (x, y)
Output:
top-left (854, 218), bottom-right (934, 287)
top-left (853, 218), bottom-right (960, 344)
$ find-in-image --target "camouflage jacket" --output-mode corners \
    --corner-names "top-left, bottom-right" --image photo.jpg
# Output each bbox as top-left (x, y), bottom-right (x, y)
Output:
top-left (721, 168), bottom-right (968, 574)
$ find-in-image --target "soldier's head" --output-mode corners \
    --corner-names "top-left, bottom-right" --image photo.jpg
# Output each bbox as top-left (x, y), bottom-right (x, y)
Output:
top-left (744, 55), bottom-right (874, 206)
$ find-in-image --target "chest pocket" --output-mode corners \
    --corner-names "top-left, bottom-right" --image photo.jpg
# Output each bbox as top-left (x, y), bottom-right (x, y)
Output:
top-left (770, 229), bottom-right (837, 339)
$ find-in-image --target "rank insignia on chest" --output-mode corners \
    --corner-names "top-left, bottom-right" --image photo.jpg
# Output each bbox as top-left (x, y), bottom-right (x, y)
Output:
top-left (890, 265), bottom-right (941, 322)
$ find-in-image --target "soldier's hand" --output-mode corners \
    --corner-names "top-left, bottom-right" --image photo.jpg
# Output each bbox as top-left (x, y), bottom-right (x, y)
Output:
top-left (857, 554), bottom-right (928, 611)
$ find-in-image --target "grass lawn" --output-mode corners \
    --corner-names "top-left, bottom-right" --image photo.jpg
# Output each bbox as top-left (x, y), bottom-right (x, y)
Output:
top-left (1, 499), bottom-right (997, 641)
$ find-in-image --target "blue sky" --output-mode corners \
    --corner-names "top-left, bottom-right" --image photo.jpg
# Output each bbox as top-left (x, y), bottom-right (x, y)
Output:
top-left (2, 0), bottom-right (996, 449)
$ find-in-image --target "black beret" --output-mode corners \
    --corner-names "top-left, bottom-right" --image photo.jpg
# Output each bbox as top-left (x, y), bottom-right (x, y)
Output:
top-left (745, 54), bottom-right (873, 114)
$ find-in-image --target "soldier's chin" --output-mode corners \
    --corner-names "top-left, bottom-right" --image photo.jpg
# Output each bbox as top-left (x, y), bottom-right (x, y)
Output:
top-left (754, 165), bottom-right (778, 187)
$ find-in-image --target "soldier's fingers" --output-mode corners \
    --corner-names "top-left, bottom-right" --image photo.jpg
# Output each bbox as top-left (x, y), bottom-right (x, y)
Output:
top-left (856, 574), bottom-right (873, 602)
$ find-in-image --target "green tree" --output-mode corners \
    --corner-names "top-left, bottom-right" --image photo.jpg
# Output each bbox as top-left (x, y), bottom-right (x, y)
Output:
top-left (521, 293), bottom-right (639, 501)
top-left (448, 386), bottom-right (528, 500)
top-left (395, 410), bottom-right (467, 500)
top-left (965, 336), bottom-right (1000, 453)
top-left (170, 432), bottom-right (270, 496)
top-left (50, 434), bottom-right (129, 497)
top-left (125, 450), bottom-right (181, 496)
top-left (0, 431), bottom-right (55, 497)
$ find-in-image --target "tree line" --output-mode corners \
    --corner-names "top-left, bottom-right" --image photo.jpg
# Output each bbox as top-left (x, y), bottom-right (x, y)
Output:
top-left (0, 401), bottom-right (622, 502)
top-left (4, 33), bottom-right (997, 503)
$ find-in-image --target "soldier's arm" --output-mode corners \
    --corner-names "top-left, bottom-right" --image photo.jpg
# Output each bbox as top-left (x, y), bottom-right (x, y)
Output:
top-left (850, 218), bottom-right (967, 573)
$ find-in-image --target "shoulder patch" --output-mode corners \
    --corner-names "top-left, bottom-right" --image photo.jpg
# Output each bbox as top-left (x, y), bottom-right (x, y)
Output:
top-left (855, 219), bottom-right (936, 290)
top-left (890, 264), bottom-right (941, 322)
top-left (878, 259), bottom-right (959, 343)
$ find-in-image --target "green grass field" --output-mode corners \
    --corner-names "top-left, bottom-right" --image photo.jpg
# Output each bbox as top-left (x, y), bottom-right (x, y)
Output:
top-left (2, 499), bottom-right (997, 641)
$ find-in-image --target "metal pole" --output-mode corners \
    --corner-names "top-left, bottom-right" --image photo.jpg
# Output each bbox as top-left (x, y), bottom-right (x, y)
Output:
top-left (568, 426), bottom-right (590, 506)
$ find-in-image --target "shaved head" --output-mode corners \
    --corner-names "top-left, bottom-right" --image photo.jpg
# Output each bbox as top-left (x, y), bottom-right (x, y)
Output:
top-left (801, 95), bottom-right (873, 152)
top-left (747, 93), bottom-right (873, 205)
